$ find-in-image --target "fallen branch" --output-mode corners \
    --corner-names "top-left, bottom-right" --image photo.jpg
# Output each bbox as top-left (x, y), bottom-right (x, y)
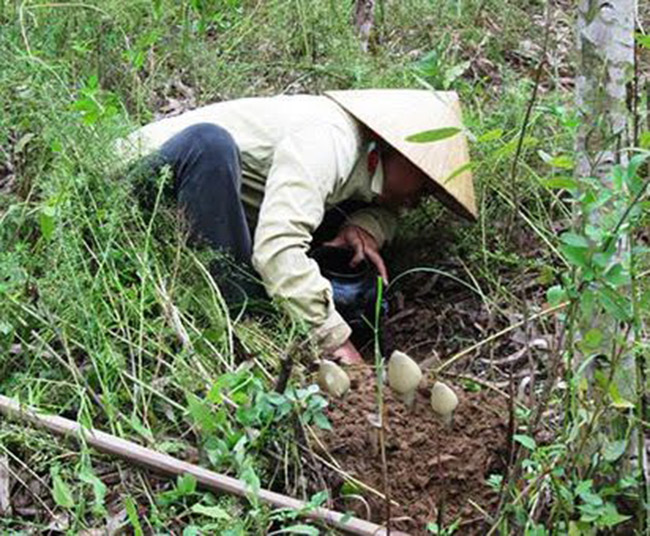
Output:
top-left (0, 395), bottom-right (408, 536)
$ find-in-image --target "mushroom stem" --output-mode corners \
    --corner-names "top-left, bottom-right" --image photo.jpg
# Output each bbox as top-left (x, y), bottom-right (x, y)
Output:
top-left (440, 413), bottom-right (454, 428)
top-left (396, 390), bottom-right (416, 409)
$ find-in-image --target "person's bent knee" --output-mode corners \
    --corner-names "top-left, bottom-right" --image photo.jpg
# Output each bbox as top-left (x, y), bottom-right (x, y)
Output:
top-left (178, 123), bottom-right (237, 154)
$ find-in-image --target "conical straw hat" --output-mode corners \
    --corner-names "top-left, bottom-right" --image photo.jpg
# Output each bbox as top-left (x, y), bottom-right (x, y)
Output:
top-left (325, 89), bottom-right (477, 221)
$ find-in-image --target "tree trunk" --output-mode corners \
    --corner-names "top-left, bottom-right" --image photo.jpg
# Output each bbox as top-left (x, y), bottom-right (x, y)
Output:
top-left (575, 0), bottom-right (644, 474)
top-left (354, 0), bottom-right (375, 52)
top-left (576, 0), bottom-right (634, 181)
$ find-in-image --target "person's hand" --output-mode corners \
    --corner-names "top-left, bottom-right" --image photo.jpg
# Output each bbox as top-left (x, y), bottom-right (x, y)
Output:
top-left (331, 339), bottom-right (364, 365)
top-left (324, 225), bottom-right (389, 283)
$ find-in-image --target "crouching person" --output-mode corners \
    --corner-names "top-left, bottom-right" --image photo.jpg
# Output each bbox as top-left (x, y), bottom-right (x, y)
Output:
top-left (117, 90), bottom-right (476, 364)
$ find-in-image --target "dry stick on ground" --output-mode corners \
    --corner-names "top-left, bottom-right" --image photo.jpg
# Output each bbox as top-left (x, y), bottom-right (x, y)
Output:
top-left (0, 395), bottom-right (409, 536)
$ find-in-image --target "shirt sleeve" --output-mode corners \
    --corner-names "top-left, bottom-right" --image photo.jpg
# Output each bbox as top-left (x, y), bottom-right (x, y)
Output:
top-left (345, 206), bottom-right (398, 248)
top-left (252, 124), bottom-right (358, 351)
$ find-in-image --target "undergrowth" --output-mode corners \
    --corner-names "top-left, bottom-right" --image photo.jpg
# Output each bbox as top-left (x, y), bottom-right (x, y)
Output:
top-left (1, 1), bottom-right (649, 535)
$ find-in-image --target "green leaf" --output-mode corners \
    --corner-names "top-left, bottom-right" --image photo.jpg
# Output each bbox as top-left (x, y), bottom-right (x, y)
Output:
top-left (547, 285), bottom-right (566, 306)
top-left (593, 250), bottom-right (615, 269)
top-left (186, 393), bottom-right (218, 433)
top-left (176, 473), bottom-right (197, 496)
top-left (560, 244), bottom-right (590, 269)
top-left (598, 286), bottom-right (632, 322)
top-left (636, 33), bottom-right (650, 49)
top-left (309, 490), bottom-right (329, 508)
top-left (602, 439), bottom-right (627, 462)
top-left (0, 321), bottom-right (13, 335)
top-left (51, 468), bottom-right (74, 509)
top-left (477, 128), bottom-right (503, 142)
top-left (191, 503), bottom-right (231, 520)
top-left (129, 414), bottom-right (154, 442)
top-left (640, 131), bottom-right (650, 150)
top-left (312, 412), bottom-right (332, 431)
top-left (443, 61), bottom-right (470, 88)
top-left (609, 382), bottom-right (635, 410)
top-left (582, 328), bottom-right (603, 350)
top-left (241, 464), bottom-right (260, 495)
top-left (547, 155), bottom-right (574, 169)
top-left (575, 479), bottom-right (593, 497)
top-left (39, 206), bottom-right (56, 240)
top-left (78, 464), bottom-right (107, 514)
top-left (125, 496), bottom-right (144, 536)
top-left (406, 127), bottom-right (461, 143)
top-left (442, 162), bottom-right (473, 184)
top-left (599, 502), bottom-right (632, 527)
top-left (340, 512), bottom-right (353, 524)
top-left (513, 434), bottom-right (536, 451)
top-left (494, 136), bottom-right (538, 158)
top-left (604, 264), bottom-right (629, 287)
top-left (543, 177), bottom-right (578, 190)
top-left (340, 480), bottom-right (361, 496)
top-left (487, 474), bottom-right (504, 491)
top-left (560, 232), bottom-right (590, 249)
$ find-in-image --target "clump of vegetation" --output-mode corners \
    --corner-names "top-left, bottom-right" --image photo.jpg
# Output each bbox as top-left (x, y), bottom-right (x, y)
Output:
top-left (1, 1), bottom-right (649, 535)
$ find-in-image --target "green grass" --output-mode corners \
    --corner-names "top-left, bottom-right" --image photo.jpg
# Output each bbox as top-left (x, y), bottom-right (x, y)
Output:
top-left (2, 0), bottom-right (646, 534)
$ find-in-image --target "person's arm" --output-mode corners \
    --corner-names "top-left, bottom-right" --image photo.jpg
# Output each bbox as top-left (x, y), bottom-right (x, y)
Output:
top-left (252, 124), bottom-right (358, 353)
top-left (346, 206), bottom-right (398, 249)
top-left (324, 206), bottom-right (398, 283)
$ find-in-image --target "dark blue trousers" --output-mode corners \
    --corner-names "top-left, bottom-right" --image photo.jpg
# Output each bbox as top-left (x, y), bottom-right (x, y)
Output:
top-left (158, 123), bottom-right (252, 265)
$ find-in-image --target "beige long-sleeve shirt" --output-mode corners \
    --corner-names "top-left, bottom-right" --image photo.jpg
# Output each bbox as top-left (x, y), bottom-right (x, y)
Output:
top-left (118, 95), bottom-right (397, 350)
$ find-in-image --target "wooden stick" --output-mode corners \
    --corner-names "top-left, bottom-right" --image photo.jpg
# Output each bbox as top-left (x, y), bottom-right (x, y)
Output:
top-left (0, 395), bottom-right (408, 536)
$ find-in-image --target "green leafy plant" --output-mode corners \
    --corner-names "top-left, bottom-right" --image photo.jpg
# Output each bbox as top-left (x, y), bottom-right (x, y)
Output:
top-left (70, 75), bottom-right (120, 125)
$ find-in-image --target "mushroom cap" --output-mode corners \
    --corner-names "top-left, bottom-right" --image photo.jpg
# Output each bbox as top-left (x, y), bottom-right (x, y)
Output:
top-left (388, 350), bottom-right (423, 394)
top-left (430, 381), bottom-right (459, 416)
top-left (318, 360), bottom-right (351, 398)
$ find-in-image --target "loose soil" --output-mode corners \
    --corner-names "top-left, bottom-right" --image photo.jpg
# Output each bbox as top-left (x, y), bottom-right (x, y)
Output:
top-left (316, 235), bottom-right (528, 535)
top-left (321, 366), bottom-right (509, 535)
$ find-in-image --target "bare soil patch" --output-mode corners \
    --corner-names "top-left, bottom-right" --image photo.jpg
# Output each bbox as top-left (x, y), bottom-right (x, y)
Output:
top-left (321, 366), bottom-right (509, 535)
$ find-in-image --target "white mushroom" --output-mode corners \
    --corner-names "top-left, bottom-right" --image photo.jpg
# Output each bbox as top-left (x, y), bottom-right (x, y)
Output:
top-left (317, 360), bottom-right (351, 398)
top-left (387, 350), bottom-right (422, 407)
top-left (430, 381), bottom-right (459, 425)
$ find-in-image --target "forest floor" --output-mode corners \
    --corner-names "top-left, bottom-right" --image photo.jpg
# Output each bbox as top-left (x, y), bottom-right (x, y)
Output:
top-left (314, 229), bottom-right (550, 534)
top-left (1, 0), bottom-right (649, 535)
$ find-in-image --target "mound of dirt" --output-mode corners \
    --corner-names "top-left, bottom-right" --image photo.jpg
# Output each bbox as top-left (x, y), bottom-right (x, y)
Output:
top-left (321, 366), bottom-right (509, 535)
